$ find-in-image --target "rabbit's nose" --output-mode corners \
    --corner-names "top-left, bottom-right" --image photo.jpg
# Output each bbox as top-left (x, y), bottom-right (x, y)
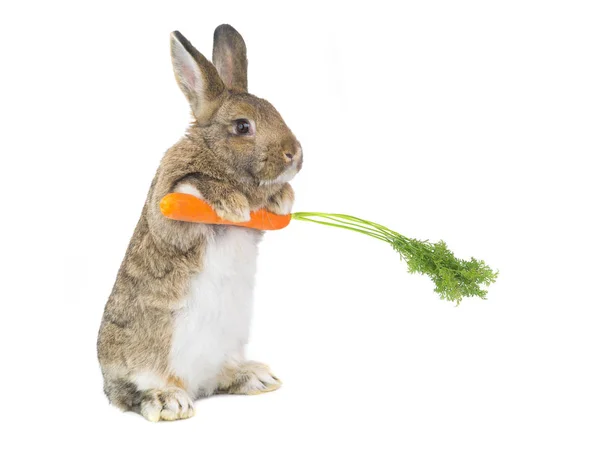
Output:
top-left (283, 142), bottom-right (302, 163)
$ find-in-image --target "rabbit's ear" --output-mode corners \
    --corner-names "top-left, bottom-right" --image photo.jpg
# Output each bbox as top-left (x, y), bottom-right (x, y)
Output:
top-left (170, 31), bottom-right (226, 124)
top-left (212, 24), bottom-right (248, 92)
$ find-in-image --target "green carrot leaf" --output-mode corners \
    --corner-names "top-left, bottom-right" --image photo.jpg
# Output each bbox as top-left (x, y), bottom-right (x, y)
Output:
top-left (292, 212), bottom-right (498, 304)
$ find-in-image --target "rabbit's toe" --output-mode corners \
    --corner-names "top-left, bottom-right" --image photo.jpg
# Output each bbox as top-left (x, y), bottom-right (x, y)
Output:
top-left (266, 196), bottom-right (293, 215)
top-left (214, 193), bottom-right (251, 223)
top-left (220, 361), bottom-right (282, 395)
top-left (140, 387), bottom-right (195, 422)
top-left (266, 184), bottom-right (294, 215)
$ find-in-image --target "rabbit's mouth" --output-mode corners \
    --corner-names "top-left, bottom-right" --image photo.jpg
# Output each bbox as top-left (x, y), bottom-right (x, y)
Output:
top-left (255, 143), bottom-right (302, 186)
top-left (258, 162), bottom-right (300, 187)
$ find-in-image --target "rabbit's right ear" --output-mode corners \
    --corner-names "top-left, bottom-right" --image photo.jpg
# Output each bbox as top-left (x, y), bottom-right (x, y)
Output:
top-left (170, 31), bottom-right (226, 124)
top-left (212, 24), bottom-right (248, 92)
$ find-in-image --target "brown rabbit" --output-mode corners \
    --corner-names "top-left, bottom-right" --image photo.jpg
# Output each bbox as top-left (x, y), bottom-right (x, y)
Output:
top-left (97, 24), bottom-right (302, 422)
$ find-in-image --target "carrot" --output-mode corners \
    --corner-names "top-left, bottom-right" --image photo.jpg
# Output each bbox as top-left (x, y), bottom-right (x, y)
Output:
top-left (160, 193), bottom-right (292, 230)
top-left (159, 192), bottom-right (498, 304)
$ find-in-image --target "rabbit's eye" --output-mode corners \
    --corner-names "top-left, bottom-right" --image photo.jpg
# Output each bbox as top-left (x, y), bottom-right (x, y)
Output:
top-left (234, 119), bottom-right (252, 135)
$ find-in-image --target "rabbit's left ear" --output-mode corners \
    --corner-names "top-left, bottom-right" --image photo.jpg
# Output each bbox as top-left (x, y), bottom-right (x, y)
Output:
top-left (170, 31), bottom-right (225, 124)
top-left (212, 24), bottom-right (248, 92)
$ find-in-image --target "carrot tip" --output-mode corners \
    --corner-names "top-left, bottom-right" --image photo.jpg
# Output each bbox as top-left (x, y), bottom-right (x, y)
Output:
top-left (159, 196), bottom-right (173, 216)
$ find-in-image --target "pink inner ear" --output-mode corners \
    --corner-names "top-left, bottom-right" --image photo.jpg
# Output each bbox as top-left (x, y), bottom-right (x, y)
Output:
top-left (182, 65), bottom-right (196, 90)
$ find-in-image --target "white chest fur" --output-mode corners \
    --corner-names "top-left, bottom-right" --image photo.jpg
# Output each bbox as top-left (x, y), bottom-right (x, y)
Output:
top-left (169, 226), bottom-right (260, 397)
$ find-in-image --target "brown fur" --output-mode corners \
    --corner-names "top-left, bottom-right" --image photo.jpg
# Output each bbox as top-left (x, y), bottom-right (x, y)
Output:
top-left (167, 375), bottom-right (186, 390)
top-left (97, 25), bottom-right (302, 420)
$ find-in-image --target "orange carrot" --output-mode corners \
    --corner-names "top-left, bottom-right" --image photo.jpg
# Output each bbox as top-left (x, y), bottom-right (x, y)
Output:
top-left (160, 193), bottom-right (292, 230)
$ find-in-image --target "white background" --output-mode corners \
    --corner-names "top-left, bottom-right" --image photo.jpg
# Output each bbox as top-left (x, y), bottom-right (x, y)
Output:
top-left (1, 1), bottom-right (599, 447)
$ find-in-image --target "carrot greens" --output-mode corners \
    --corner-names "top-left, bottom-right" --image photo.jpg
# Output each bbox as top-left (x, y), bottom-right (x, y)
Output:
top-left (291, 212), bottom-right (498, 304)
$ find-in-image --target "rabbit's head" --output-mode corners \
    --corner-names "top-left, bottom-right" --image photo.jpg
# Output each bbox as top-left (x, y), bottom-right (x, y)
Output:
top-left (170, 25), bottom-right (302, 186)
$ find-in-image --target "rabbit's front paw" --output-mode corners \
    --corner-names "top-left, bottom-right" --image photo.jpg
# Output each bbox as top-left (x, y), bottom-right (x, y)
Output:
top-left (140, 387), bottom-right (195, 422)
top-left (266, 183), bottom-right (294, 215)
top-left (213, 192), bottom-right (251, 223)
top-left (219, 361), bottom-right (282, 395)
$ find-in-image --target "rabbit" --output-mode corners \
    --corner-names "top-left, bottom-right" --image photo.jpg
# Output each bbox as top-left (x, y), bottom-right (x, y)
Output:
top-left (97, 24), bottom-right (303, 422)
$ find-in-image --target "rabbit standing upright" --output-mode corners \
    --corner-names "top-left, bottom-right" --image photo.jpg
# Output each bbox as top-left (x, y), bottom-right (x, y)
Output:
top-left (97, 24), bottom-right (303, 422)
